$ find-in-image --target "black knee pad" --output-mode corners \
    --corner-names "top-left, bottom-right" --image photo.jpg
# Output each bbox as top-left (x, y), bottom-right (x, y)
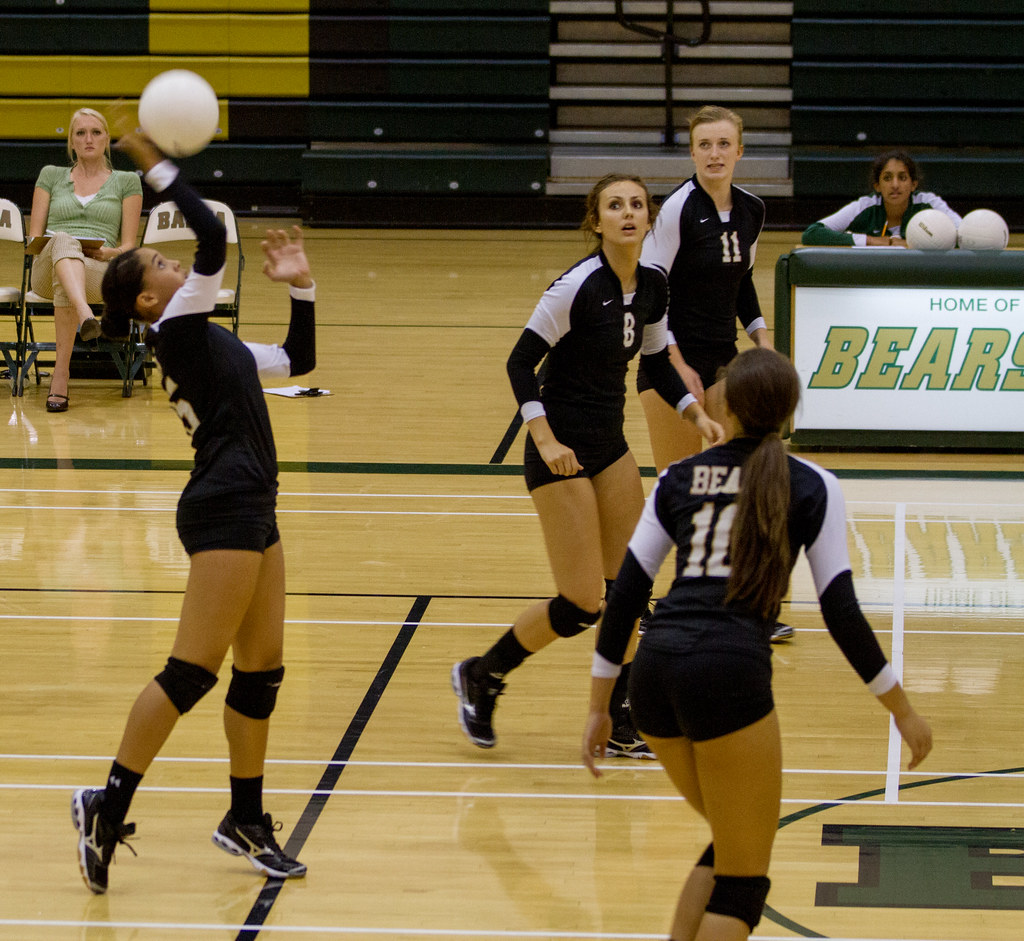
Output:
top-left (155, 656), bottom-right (218, 715)
top-left (696, 842), bottom-right (714, 868)
top-left (225, 665), bottom-right (285, 720)
top-left (548, 595), bottom-right (600, 638)
top-left (706, 874), bottom-right (771, 931)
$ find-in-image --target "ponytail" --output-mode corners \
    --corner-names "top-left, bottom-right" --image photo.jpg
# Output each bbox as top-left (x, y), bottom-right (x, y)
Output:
top-left (725, 431), bottom-right (791, 622)
top-left (721, 348), bottom-right (801, 624)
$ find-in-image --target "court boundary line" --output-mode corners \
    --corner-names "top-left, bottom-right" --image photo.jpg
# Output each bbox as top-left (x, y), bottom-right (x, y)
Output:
top-left (234, 595), bottom-right (430, 941)
top-left (1, 456), bottom-right (1021, 481)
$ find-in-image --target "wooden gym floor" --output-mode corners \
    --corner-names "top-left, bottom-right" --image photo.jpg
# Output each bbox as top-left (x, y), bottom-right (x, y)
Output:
top-left (1, 225), bottom-right (1022, 940)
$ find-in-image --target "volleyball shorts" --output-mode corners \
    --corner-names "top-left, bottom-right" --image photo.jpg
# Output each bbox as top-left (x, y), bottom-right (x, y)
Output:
top-left (176, 495), bottom-right (280, 555)
top-left (628, 640), bottom-right (774, 741)
top-left (636, 340), bottom-right (737, 395)
top-left (522, 431), bottom-right (629, 492)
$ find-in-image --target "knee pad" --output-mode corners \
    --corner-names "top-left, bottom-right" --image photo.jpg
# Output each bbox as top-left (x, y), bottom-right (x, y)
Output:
top-left (225, 665), bottom-right (285, 720)
top-left (548, 595), bottom-right (600, 638)
top-left (155, 656), bottom-right (218, 715)
top-left (706, 874), bottom-right (771, 931)
top-left (696, 842), bottom-right (714, 868)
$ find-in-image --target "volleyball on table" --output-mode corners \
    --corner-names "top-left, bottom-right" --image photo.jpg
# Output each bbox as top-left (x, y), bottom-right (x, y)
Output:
top-left (957, 209), bottom-right (1009, 251)
top-left (905, 209), bottom-right (958, 251)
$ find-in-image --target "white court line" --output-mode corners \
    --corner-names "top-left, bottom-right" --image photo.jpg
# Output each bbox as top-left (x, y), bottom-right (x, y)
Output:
top-left (885, 503), bottom-right (907, 803)
top-left (4, 753), bottom-right (1022, 781)
top-left (2, 615), bottom-right (1022, 635)
top-left (0, 922), bottom-right (969, 941)
top-left (0, 503), bottom-right (536, 518)
top-left (6, 781), bottom-right (1024, 809)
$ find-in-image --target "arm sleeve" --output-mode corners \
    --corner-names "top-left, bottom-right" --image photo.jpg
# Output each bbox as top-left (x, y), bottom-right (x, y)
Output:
top-left (145, 161), bottom-right (226, 276)
top-left (507, 327), bottom-right (551, 417)
top-left (246, 284), bottom-right (317, 380)
top-left (736, 267), bottom-right (764, 332)
top-left (596, 480), bottom-right (675, 667)
top-left (818, 570), bottom-right (891, 688)
top-left (595, 551), bottom-right (656, 667)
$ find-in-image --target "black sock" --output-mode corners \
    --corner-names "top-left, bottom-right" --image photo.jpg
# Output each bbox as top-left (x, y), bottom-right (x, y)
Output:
top-left (102, 761), bottom-right (143, 825)
top-left (610, 660), bottom-right (632, 715)
top-left (230, 775), bottom-right (265, 825)
top-left (477, 629), bottom-right (530, 681)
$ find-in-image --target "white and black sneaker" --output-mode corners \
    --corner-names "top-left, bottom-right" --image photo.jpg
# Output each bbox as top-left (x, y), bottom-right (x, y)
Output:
top-left (606, 702), bottom-right (656, 759)
top-left (451, 657), bottom-right (505, 748)
top-left (71, 787), bottom-right (136, 894)
top-left (770, 622), bottom-right (795, 643)
top-left (212, 811), bottom-right (307, 878)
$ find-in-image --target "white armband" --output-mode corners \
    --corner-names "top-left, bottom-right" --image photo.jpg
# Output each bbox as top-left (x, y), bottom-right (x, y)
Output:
top-left (745, 317), bottom-right (767, 336)
top-left (144, 160), bottom-right (179, 193)
top-left (520, 401), bottom-right (545, 423)
top-left (592, 651), bottom-right (622, 679)
top-left (290, 281), bottom-right (316, 302)
top-left (675, 392), bottom-right (697, 416)
top-left (867, 663), bottom-right (898, 696)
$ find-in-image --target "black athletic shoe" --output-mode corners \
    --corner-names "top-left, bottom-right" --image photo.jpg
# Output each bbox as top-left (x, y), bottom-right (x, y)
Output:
top-left (606, 701), bottom-right (656, 759)
top-left (451, 657), bottom-right (505, 748)
top-left (212, 811), bottom-right (307, 878)
top-left (71, 787), bottom-right (136, 894)
top-left (770, 622), bottom-right (795, 643)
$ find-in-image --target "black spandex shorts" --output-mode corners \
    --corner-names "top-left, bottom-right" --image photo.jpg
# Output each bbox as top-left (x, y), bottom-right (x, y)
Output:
top-left (636, 339), bottom-right (737, 394)
top-left (523, 432), bottom-right (629, 492)
top-left (176, 496), bottom-right (281, 556)
top-left (628, 640), bottom-right (773, 741)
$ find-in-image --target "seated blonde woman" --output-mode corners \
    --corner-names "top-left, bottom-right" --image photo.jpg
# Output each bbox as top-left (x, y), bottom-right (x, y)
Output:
top-left (28, 107), bottom-right (142, 411)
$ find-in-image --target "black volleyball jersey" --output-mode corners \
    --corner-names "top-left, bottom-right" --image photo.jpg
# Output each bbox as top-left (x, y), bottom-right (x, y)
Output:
top-left (597, 437), bottom-right (892, 691)
top-left (507, 252), bottom-right (685, 442)
top-left (641, 175), bottom-right (766, 348)
top-left (145, 167), bottom-right (302, 505)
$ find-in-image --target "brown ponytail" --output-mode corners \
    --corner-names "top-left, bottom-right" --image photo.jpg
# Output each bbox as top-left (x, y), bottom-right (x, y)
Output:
top-left (723, 348), bottom-right (801, 623)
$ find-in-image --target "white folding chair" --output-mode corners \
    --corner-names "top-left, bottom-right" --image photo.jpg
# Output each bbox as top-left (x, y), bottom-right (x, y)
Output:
top-left (142, 199), bottom-right (244, 334)
top-left (0, 198), bottom-right (28, 394)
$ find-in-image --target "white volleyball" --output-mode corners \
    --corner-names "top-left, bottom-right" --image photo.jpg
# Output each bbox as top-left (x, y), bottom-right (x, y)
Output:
top-left (905, 209), bottom-right (958, 251)
top-left (957, 209), bottom-right (1009, 251)
top-left (138, 70), bottom-right (219, 158)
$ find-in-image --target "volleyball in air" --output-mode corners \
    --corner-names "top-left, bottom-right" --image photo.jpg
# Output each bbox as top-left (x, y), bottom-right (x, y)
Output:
top-left (138, 70), bottom-right (219, 157)
top-left (905, 209), bottom-right (958, 250)
top-left (957, 209), bottom-right (1009, 251)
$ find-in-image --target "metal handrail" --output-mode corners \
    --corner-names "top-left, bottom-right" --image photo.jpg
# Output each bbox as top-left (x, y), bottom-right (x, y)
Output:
top-left (613, 0), bottom-right (712, 146)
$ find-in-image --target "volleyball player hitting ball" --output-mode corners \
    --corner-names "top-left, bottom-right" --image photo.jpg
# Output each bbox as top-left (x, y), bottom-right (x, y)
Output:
top-left (583, 347), bottom-right (932, 940)
top-left (71, 125), bottom-right (316, 893)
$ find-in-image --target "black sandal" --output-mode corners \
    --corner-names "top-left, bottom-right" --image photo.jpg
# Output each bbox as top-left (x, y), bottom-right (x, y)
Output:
top-left (46, 393), bottom-right (69, 413)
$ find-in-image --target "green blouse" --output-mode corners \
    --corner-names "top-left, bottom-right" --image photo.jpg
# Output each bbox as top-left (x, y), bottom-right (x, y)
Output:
top-left (35, 165), bottom-right (142, 246)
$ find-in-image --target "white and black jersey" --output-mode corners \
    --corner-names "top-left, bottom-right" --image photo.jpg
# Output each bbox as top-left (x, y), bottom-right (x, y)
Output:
top-left (144, 165), bottom-right (315, 509)
top-left (641, 175), bottom-right (766, 349)
top-left (597, 437), bottom-right (893, 695)
top-left (507, 251), bottom-right (691, 446)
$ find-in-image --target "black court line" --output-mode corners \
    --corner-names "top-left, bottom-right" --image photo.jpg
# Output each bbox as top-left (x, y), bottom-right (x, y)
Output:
top-left (489, 411), bottom-right (522, 464)
top-left (2, 456), bottom-right (1021, 481)
top-left (233, 594), bottom-right (431, 941)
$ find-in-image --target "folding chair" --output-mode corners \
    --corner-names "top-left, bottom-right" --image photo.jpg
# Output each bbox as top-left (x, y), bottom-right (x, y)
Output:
top-left (0, 198), bottom-right (28, 394)
top-left (19, 270), bottom-right (149, 398)
top-left (142, 199), bottom-right (244, 334)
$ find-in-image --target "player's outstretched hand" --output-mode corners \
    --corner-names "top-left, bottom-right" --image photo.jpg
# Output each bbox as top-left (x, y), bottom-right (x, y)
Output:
top-left (262, 226), bottom-right (312, 289)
